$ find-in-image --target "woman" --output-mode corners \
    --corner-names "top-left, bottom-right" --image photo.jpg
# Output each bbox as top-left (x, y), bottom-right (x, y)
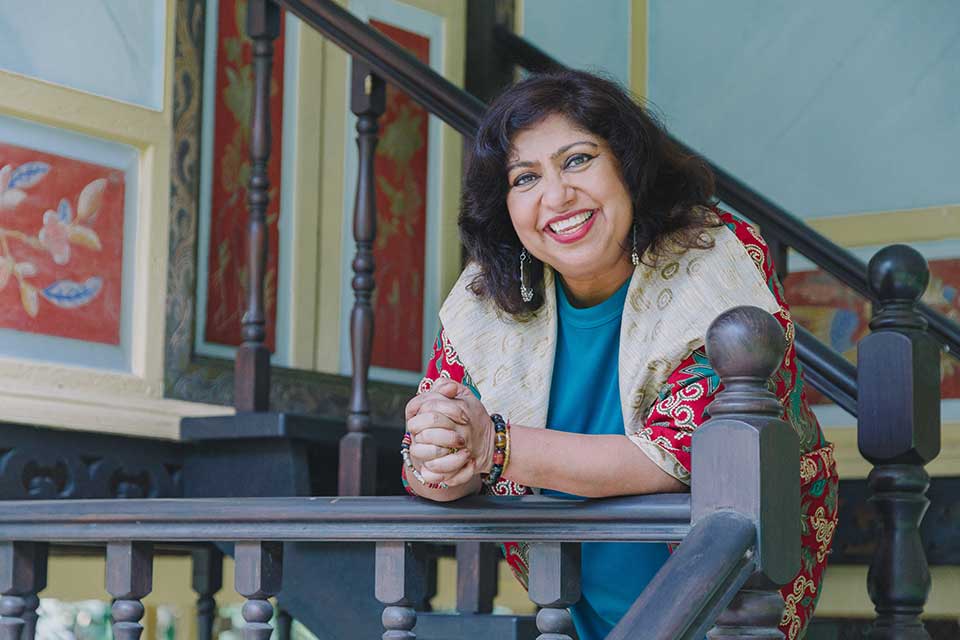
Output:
top-left (401, 70), bottom-right (838, 640)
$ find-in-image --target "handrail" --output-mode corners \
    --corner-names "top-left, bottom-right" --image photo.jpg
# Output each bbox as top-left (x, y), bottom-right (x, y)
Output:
top-left (608, 511), bottom-right (756, 640)
top-left (276, 0), bottom-right (484, 136)
top-left (0, 495), bottom-right (692, 543)
top-left (276, 0), bottom-right (859, 414)
top-left (492, 24), bottom-right (960, 359)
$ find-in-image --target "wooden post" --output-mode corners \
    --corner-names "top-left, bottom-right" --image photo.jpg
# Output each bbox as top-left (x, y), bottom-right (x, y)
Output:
top-left (375, 542), bottom-right (425, 640)
top-left (858, 245), bottom-right (940, 640)
top-left (235, 542), bottom-right (283, 640)
top-left (339, 59), bottom-right (386, 497)
top-left (694, 306), bottom-right (800, 640)
top-left (191, 547), bottom-right (223, 640)
top-left (0, 543), bottom-right (45, 640)
top-left (235, 0), bottom-right (281, 412)
top-left (455, 542), bottom-right (498, 614)
top-left (106, 542), bottom-right (153, 640)
top-left (528, 542), bottom-right (580, 640)
top-left (17, 543), bottom-right (45, 640)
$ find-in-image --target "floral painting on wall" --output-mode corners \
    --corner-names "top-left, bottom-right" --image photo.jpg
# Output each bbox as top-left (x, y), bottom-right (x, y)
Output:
top-left (368, 19), bottom-right (430, 374)
top-left (204, 0), bottom-right (285, 351)
top-left (0, 142), bottom-right (124, 344)
top-left (785, 258), bottom-right (960, 403)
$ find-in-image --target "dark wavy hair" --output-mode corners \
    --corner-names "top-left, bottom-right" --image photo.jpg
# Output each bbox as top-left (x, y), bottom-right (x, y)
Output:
top-left (459, 70), bottom-right (718, 317)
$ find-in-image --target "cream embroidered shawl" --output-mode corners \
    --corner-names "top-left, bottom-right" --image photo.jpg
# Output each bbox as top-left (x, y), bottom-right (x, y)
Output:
top-left (438, 223), bottom-right (781, 483)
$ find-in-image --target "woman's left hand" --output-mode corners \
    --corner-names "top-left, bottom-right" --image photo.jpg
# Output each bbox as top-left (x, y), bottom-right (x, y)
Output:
top-left (405, 379), bottom-right (496, 479)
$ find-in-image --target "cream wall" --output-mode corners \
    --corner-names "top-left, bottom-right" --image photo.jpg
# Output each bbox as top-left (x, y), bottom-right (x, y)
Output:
top-left (0, 0), bottom-right (232, 439)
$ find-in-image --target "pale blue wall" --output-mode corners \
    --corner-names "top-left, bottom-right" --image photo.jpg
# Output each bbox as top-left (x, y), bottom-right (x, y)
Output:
top-left (522, 0), bottom-right (631, 88)
top-left (647, 0), bottom-right (960, 218)
top-left (0, 0), bottom-right (167, 110)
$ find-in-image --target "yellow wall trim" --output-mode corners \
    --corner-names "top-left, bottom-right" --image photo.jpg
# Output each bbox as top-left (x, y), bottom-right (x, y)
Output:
top-left (825, 422), bottom-right (960, 480)
top-left (817, 564), bottom-right (960, 618)
top-left (806, 204), bottom-right (960, 248)
top-left (0, 377), bottom-right (232, 440)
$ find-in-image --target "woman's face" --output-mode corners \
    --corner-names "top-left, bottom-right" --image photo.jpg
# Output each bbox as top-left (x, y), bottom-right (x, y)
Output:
top-left (505, 113), bottom-right (634, 287)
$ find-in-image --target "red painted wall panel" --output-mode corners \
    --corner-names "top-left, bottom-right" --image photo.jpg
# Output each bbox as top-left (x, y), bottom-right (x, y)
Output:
top-left (0, 143), bottom-right (124, 344)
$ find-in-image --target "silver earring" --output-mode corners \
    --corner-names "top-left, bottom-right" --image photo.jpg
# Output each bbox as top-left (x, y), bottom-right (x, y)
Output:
top-left (631, 225), bottom-right (640, 266)
top-left (519, 248), bottom-right (534, 303)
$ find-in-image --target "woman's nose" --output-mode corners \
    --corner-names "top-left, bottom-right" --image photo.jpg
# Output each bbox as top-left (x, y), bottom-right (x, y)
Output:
top-left (541, 173), bottom-right (575, 211)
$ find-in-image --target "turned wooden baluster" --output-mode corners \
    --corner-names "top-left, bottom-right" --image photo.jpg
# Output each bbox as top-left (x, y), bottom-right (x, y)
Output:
top-left (528, 542), bottom-right (580, 640)
top-left (375, 542), bottom-right (426, 639)
top-left (235, 0), bottom-right (280, 412)
top-left (698, 306), bottom-right (800, 639)
top-left (17, 543), bottom-right (45, 640)
top-left (235, 542), bottom-right (283, 640)
top-left (339, 59), bottom-right (386, 497)
top-left (106, 542), bottom-right (153, 640)
top-left (858, 245), bottom-right (940, 640)
top-left (191, 547), bottom-right (223, 640)
top-left (456, 542), bottom-right (498, 614)
top-left (0, 543), bottom-right (45, 640)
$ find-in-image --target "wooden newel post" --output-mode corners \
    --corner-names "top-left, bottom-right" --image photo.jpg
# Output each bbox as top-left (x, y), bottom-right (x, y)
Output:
top-left (191, 547), bottom-right (223, 640)
top-left (235, 0), bottom-right (281, 413)
top-left (694, 306), bottom-right (800, 640)
top-left (528, 542), bottom-right (580, 640)
top-left (106, 542), bottom-right (153, 640)
top-left (375, 542), bottom-right (426, 640)
top-left (0, 543), bottom-right (45, 640)
top-left (340, 59), bottom-right (386, 497)
top-left (858, 245), bottom-right (940, 640)
top-left (235, 542), bottom-right (283, 640)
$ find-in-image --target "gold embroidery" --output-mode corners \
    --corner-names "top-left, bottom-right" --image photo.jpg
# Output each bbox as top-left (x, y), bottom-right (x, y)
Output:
top-left (811, 506), bottom-right (837, 564)
top-left (657, 288), bottom-right (673, 310)
top-left (660, 261), bottom-right (679, 279)
top-left (780, 575), bottom-right (816, 640)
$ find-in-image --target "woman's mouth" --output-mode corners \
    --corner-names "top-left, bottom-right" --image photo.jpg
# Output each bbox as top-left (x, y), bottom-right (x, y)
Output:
top-left (545, 209), bottom-right (596, 243)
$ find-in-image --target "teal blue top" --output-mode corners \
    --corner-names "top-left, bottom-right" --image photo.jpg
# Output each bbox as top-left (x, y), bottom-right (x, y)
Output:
top-left (543, 276), bottom-right (670, 640)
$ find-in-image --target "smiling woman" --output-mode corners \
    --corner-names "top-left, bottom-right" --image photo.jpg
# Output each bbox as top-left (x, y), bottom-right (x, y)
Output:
top-left (400, 70), bottom-right (839, 640)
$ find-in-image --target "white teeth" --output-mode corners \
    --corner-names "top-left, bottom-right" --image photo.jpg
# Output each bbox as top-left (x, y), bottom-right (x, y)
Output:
top-left (549, 210), bottom-right (594, 234)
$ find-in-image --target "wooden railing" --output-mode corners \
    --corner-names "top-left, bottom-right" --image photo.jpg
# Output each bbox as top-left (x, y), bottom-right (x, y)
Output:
top-left (0, 305), bottom-right (802, 639)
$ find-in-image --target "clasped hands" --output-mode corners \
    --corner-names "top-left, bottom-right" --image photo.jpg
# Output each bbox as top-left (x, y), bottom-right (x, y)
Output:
top-left (404, 379), bottom-right (496, 488)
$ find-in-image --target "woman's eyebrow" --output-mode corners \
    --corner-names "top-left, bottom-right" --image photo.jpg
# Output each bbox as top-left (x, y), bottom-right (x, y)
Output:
top-left (551, 140), bottom-right (598, 159)
top-left (506, 141), bottom-right (599, 173)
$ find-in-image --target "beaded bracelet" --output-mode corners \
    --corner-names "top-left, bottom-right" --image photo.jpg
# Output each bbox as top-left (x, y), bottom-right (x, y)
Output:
top-left (401, 432), bottom-right (448, 490)
top-left (483, 414), bottom-right (510, 487)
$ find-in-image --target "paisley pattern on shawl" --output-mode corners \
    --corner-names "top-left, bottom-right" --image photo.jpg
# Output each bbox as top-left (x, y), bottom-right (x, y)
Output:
top-left (404, 211), bottom-right (838, 639)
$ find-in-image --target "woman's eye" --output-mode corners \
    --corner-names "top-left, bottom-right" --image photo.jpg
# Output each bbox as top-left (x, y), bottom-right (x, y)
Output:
top-left (512, 173), bottom-right (537, 188)
top-left (564, 153), bottom-right (595, 170)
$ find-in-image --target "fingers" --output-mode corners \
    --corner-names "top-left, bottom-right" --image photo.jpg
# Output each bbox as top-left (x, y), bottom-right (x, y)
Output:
top-left (407, 410), bottom-right (462, 436)
top-left (442, 459), bottom-right (478, 487)
top-left (422, 449), bottom-right (471, 474)
top-left (417, 397), bottom-right (469, 424)
top-left (410, 442), bottom-right (459, 461)
top-left (413, 426), bottom-right (465, 448)
top-left (405, 380), bottom-right (463, 420)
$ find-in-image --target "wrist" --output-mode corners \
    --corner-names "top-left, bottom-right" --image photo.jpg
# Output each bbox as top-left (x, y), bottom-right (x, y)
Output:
top-left (482, 414), bottom-right (509, 487)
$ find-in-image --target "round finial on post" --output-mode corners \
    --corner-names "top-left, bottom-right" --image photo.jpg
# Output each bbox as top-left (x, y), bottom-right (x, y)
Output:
top-left (867, 244), bottom-right (929, 304)
top-left (706, 306), bottom-right (786, 382)
top-left (867, 245), bottom-right (929, 332)
top-left (704, 306), bottom-right (786, 418)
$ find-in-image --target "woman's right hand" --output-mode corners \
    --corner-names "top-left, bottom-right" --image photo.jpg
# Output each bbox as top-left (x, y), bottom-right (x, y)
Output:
top-left (404, 380), bottom-right (490, 488)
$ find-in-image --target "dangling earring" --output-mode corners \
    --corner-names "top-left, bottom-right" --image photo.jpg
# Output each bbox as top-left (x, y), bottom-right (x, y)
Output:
top-left (631, 224), bottom-right (640, 267)
top-left (519, 248), bottom-right (534, 303)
